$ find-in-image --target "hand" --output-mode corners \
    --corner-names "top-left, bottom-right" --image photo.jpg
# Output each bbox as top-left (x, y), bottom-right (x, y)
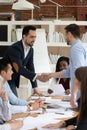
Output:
top-left (27, 99), bottom-right (43, 111)
top-left (36, 73), bottom-right (51, 82)
top-left (47, 89), bottom-right (53, 94)
top-left (8, 120), bottom-right (23, 130)
top-left (0, 89), bottom-right (8, 101)
top-left (66, 125), bottom-right (76, 130)
top-left (65, 89), bottom-right (70, 95)
top-left (0, 76), bottom-right (5, 89)
top-left (70, 93), bottom-right (77, 108)
top-left (30, 101), bottom-right (41, 110)
top-left (42, 121), bottom-right (66, 129)
top-left (35, 99), bottom-right (43, 108)
top-left (34, 88), bottom-right (44, 96)
top-left (42, 123), bottom-right (59, 129)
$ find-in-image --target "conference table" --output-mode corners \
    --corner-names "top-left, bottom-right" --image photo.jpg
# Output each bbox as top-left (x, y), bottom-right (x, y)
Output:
top-left (9, 95), bottom-right (78, 130)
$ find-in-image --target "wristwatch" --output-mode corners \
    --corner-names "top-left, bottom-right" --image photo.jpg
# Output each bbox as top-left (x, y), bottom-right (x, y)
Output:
top-left (29, 105), bottom-right (33, 111)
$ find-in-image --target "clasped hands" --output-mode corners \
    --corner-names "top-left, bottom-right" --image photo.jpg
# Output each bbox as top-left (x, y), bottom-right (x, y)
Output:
top-left (36, 73), bottom-right (51, 82)
top-left (27, 99), bottom-right (43, 111)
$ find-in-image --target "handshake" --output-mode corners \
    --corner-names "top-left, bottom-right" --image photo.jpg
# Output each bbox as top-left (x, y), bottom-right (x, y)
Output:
top-left (33, 73), bottom-right (51, 82)
top-left (33, 71), bottom-right (62, 83)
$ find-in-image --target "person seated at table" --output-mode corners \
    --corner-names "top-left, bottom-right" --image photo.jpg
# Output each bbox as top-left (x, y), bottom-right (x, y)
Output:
top-left (48, 56), bottom-right (70, 95)
top-left (43, 66), bottom-right (87, 130)
top-left (0, 89), bottom-right (23, 130)
top-left (0, 58), bottom-right (43, 113)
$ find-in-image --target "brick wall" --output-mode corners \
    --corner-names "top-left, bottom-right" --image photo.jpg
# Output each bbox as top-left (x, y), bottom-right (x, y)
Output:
top-left (0, 0), bottom-right (87, 20)
top-left (0, 0), bottom-right (87, 33)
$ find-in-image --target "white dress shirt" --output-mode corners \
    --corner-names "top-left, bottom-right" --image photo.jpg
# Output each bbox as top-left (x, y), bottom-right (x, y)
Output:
top-left (22, 41), bottom-right (37, 84)
top-left (22, 41), bottom-right (30, 58)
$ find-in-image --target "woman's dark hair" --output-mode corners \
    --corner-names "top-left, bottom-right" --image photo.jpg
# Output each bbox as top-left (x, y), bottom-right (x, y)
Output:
top-left (65, 24), bottom-right (80, 38)
top-left (55, 56), bottom-right (69, 82)
top-left (75, 67), bottom-right (87, 123)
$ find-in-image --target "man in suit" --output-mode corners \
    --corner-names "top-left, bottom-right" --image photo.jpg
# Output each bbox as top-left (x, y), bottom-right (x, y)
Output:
top-left (4, 25), bottom-right (43, 97)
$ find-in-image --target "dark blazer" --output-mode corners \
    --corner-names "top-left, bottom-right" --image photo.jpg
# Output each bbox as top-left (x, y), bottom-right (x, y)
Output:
top-left (4, 40), bottom-right (37, 88)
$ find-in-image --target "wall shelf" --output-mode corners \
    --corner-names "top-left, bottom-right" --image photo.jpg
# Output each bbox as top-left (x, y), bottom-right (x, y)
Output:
top-left (0, 20), bottom-right (87, 56)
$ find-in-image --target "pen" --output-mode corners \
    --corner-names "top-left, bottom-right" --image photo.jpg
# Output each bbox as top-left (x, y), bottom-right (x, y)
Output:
top-left (55, 112), bottom-right (64, 115)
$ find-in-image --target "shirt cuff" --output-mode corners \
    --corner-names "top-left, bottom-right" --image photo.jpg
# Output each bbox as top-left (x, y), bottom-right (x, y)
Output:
top-left (32, 74), bottom-right (37, 82)
top-left (32, 73), bottom-right (41, 82)
top-left (19, 106), bottom-right (27, 113)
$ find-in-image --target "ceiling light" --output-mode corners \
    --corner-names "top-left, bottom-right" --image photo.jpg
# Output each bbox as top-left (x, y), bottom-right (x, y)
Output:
top-left (12, 0), bottom-right (34, 10)
top-left (40, 0), bottom-right (62, 7)
top-left (40, 0), bottom-right (62, 19)
top-left (40, 0), bottom-right (46, 3)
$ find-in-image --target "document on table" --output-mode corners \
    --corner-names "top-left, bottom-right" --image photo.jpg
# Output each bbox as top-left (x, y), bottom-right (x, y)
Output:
top-left (30, 96), bottom-right (47, 101)
top-left (63, 94), bottom-right (71, 101)
top-left (29, 108), bottom-right (43, 114)
top-left (30, 96), bottom-right (62, 104)
top-left (46, 100), bottom-right (72, 109)
top-left (19, 111), bottom-right (74, 130)
top-left (46, 108), bottom-right (74, 118)
top-left (44, 97), bottom-right (61, 104)
top-left (19, 113), bottom-right (60, 130)
top-left (47, 84), bottom-right (65, 96)
top-left (56, 101), bottom-right (72, 108)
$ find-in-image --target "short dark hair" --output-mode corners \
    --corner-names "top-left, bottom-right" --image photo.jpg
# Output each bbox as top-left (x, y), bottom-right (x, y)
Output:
top-left (22, 25), bottom-right (36, 37)
top-left (0, 58), bottom-right (10, 73)
top-left (65, 24), bottom-right (80, 38)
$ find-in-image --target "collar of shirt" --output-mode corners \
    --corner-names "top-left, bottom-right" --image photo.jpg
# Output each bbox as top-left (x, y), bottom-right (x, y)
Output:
top-left (71, 39), bottom-right (81, 48)
top-left (22, 41), bottom-right (30, 58)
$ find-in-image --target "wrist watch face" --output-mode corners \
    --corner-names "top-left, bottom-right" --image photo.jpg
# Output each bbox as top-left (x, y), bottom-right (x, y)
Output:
top-left (30, 106), bottom-right (33, 110)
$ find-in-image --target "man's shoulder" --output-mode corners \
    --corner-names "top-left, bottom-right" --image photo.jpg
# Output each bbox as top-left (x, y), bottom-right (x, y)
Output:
top-left (9, 40), bottom-right (23, 53)
top-left (12, 40), bottom-right (22, 47)
top-left (72, 41), bottom-right (86, 50)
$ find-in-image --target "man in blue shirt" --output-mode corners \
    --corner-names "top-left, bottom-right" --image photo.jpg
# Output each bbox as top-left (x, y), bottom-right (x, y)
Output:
top-left (40, 24), bottom-right (87, 107)
top-left (0, 58), bottom-right (43, 112)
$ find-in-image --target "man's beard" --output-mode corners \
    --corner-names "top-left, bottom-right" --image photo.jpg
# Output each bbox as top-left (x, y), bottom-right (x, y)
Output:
top-left (66, 39), bottom-right (70, 45)
top-left (25, 41), bottom-right (34, 47)
top-left (67, 42), bottom-right (70, 45)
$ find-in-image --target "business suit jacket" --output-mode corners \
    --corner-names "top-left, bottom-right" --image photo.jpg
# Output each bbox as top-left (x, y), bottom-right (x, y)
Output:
top-left (4, 40), bottom-right (37, 88)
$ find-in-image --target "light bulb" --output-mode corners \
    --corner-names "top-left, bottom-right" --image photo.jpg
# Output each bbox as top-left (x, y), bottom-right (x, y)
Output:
top-left (40, 0), bottom-right (46, 3)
